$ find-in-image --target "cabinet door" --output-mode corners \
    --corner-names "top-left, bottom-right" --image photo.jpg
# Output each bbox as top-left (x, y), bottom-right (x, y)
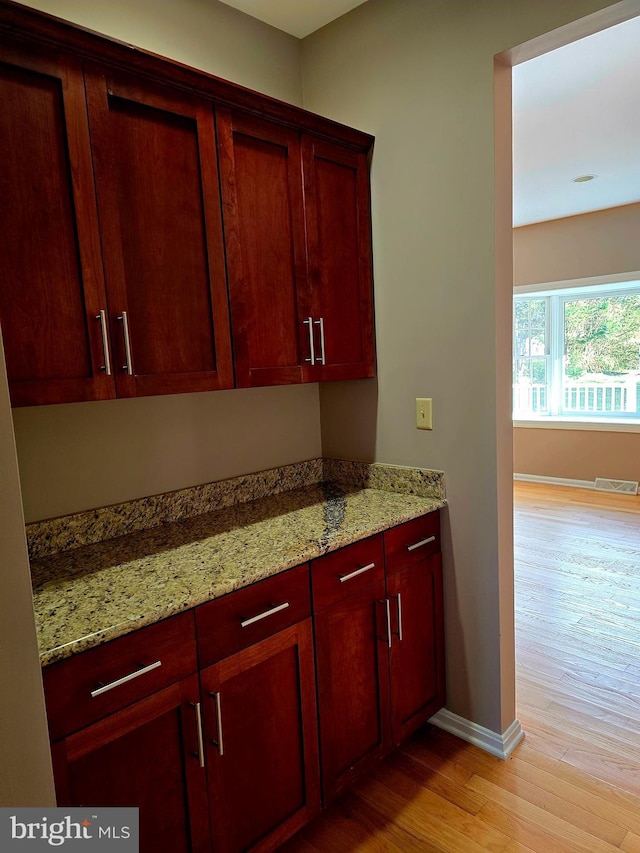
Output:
top-left (217, 109), bottom-right (310, 387)
top-left (302, 137), bottom-right (375, 381)
top-left (200, 621), bottom-right (320, 853)
top-left (387, 552), bottom-right (445, 746)
top-left (85, 68), bottom-right (233, 397)
top-left (51, 675), bottom-right (211, 853)
top-left (0, 43), bottom-right (114, 406)
top-left (314, 579), bottom-right (391, 803)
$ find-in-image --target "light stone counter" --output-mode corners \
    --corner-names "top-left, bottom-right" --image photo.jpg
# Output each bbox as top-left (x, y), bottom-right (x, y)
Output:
top-left (29, 461), bottom-right (446, 666)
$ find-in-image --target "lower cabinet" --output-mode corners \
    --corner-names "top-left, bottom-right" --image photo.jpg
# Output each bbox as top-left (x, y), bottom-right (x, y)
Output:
top-left (200, 621), bottom-right (320, 853)
top-left (44, 511), bottom-right (444, 852)
top-left (311, 535), bottom-right (391, 802)
top-left (385, 513), bottom-right (445, 747)
top-left (311, 515), bottom-right (445, 803)
top-left (387, 553), bottom-right (445, 746)
top-left (51, 675), bottom-right (211, 853)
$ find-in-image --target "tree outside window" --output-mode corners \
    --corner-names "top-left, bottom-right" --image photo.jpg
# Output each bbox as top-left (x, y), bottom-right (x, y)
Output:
top-left (513, 285), bottom-right (640, 420)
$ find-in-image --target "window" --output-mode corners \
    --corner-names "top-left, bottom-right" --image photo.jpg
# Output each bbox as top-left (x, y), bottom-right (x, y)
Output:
top-left (513, 282), bottom-right (640, 421)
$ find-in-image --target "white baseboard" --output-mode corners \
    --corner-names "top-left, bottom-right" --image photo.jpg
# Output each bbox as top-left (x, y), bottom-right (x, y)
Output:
top-left (514, 473), bottom-right (594, 490)
top-left (429, 708), bottom-right (524, 760)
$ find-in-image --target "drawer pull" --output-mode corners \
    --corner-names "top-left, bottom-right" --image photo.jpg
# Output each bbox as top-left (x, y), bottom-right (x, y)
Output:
top-left (407, 535), bottom-right (436, 552)
top-left (191, 701), bottom-right (205, 768)
top-left (339, 562), bottom-right (375, 583)
top-left (209, 691), bottom-right (225, 756)
top-left (240, 601), bottom-right (289, 628)
top-left (90, 660), bottom-right (162, 698)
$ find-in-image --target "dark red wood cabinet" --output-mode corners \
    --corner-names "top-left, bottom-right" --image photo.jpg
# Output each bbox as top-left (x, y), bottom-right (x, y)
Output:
top-left (45, 573), bottom-right (321, 853)
top-left (311, 535), bottom-right (391, 802)
top-left (52, 677), bottom-right (211, 853)
top-left (0, 3), bottom-right (376, 407)
top-left (385, 513), bottom-right (445, 746)
top-left (85, 68), bottom-right (233, 398)
top-left (43, 511), bottom-right (443, 853)
top-left (46, 613), bottom-right (209, 853)
top-left (200, 622), bottom-right (320, 853)
top-left (313, 581), bottom-right (392, 802)
top-left (216, 109), bottom-right (310, 388)
top-left (0, 42), bottom-right (114, 406)
top-left (387, 552), bottom-right (445, 746)
top-left (302, 138), bottom-right (376, 382)
top-left (217, 110), bottom-right (376, 388)
top-left (311, 518), bottom-right (445, 804)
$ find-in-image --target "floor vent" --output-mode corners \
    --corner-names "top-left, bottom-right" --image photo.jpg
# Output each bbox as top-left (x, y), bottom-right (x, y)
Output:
top-left (594, 477), bottom-right (639, 495)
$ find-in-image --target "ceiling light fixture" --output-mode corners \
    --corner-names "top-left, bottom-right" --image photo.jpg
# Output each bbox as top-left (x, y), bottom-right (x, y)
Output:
top-left (571, 174), bottom-right (597, 183)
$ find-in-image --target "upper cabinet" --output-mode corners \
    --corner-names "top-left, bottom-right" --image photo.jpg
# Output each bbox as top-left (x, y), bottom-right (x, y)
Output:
top-left (0, 43), bottom-right (114, 406)
top-left (217, 110), bottom-right (309, 387)
top-left (0, 1), bottom-right (375, 407)
top-left (85, 68), bottom-right (233, 397)
top-left (303, 138), bottom-right (375, 382)
top-left (217, 111), bottom-right (376, 388)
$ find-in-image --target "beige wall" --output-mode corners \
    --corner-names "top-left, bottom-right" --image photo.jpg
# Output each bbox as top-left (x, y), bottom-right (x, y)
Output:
top-left (0, 333), bottom-right (55, 806)
top-left (514, 203), bottom-right (640, 482)
top-left (15, 387), bottom-right (322, 522)
top-left (13, 0), bottom-right (320, 522)
top-left (302, 0), bottom-right (625, 734)
top-left (514, 427), bottom-right (640, 483)
top-left (514, 202), bottom-right (640, 286)
top-left (19, 0), bottom-right (302, 103)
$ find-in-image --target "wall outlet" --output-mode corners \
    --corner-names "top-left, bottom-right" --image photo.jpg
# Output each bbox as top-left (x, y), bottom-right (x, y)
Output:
top-left (416, 398), bottom-right (432, 430)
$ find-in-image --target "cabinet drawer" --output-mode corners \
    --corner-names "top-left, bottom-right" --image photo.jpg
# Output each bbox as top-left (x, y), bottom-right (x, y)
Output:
top-left (43, 611), bottom-right (197, 741)
top-left (384, 513), bottom-right (441, 576)
top-left (311, 535), bottom-right (384, 612)
top-left (196, 564), bottom-right (311, 667)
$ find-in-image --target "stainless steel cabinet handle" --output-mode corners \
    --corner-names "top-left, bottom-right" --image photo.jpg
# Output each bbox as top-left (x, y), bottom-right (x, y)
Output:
top-left (90, 660), bottom-right (162, 698)
top-left (384, 598), bottom-right (392, 649)
top-left (314, 317), bottom-right (326, 365)
top-left (117, 311), bottom-right (134, 375)
top-left (407, 535), bottom-right (436, 552)
top-left (191, 701), bottom-right (205, 768)
top-left (240, 601), bottom-right (290, 628)
top-left (209, 691), bottom-right (224, 756)
top-left (339, 562), bottom-right (375, 583)
top-left (303, 316), bottom-right (315, 364)
top-left (95, 309), bottom-right (112, 376)
top-left (393, 593), bottom-right (404, 641)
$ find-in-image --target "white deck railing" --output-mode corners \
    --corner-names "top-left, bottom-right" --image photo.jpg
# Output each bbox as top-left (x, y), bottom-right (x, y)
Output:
top-left (513, 379), bottom-right (638, 416)
top-left (513, 383), bottom-right (548, 415)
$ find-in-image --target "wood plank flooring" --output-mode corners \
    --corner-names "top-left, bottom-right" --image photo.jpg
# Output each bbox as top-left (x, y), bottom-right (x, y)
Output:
top-left (283, 482), bottom-right (640, 851)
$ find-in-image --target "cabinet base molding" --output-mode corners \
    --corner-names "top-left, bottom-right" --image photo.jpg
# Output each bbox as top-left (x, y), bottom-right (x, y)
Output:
top-left (429, 709), bottom-right (524, 760)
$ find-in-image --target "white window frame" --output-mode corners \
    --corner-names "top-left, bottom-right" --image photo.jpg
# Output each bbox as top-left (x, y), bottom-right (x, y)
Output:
top-left (513, 273), bottom-right (640, 430)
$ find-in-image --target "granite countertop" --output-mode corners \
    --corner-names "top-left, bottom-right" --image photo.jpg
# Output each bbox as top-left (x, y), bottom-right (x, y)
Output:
top-left (31, 480), bottom-right (445, 667)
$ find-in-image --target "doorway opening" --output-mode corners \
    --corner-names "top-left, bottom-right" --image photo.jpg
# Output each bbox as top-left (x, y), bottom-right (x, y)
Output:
top-left (498, 7), bottom-right (640, 794)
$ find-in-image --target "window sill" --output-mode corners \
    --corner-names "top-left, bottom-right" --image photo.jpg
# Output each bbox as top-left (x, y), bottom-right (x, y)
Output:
top-left (513, 418), bottom-right (640, 433)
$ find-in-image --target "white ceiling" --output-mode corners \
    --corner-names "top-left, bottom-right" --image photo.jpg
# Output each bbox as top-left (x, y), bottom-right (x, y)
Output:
top-left (220, 1), bottom-right (640, 228)
top-left (513, 15), bottom-right (640, 227)
top-left (218, 0), bottom-right (368, 38)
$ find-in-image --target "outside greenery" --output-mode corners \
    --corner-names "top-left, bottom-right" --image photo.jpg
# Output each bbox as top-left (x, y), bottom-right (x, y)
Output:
top-left (513, 291), bottom-right (640, 417)
top-left (564, 295), bottom-right (640, 378)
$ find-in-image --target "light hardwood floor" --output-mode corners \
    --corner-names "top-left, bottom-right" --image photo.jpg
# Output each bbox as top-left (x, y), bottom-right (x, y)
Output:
top-left (283, 482), bottom-right (640, 851)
